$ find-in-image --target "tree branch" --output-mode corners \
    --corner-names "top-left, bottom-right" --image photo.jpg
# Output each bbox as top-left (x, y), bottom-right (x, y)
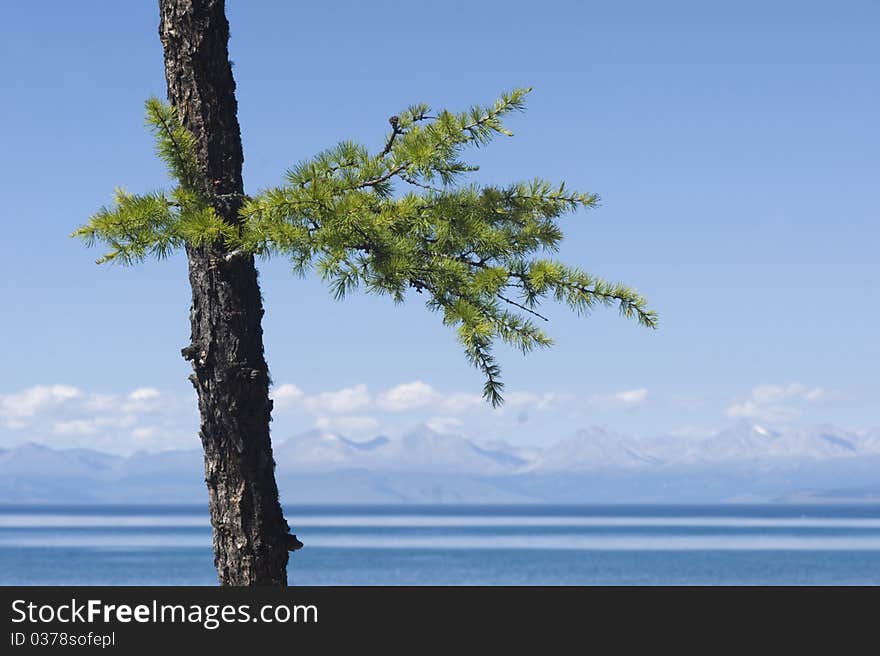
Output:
top-left (356, 163), bottom-right (408, 189)
top-left (497, 293), bottom-right (549, 321)
top-left (379, 115), bottom-right (402, 157)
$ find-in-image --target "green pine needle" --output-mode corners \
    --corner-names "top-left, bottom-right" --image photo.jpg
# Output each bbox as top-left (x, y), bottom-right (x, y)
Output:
top-left (74, 88), bottom-right (657, 405)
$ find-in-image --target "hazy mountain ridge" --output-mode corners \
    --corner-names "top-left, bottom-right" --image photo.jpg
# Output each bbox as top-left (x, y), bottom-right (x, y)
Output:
top-left (1, 422), bottom-right (879, 503)
top-left (274, 421), bottom-right (880, 472)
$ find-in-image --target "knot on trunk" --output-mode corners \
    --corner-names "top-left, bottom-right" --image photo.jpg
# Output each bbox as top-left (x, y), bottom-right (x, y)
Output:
top-left (182, 343), bottom-right (210, 370)
top-left (286, 534), bottom-right (304, 551)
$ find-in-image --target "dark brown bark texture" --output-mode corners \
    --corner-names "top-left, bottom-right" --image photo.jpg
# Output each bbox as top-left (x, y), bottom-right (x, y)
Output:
top-left (158, 0), bottom-right (291, 585)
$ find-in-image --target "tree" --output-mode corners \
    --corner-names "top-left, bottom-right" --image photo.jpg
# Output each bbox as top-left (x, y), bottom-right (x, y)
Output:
top-left (74, 0), bottom-right (657, 586)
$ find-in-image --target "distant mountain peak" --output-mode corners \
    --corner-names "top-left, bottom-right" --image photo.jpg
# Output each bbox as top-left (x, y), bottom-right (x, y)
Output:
top-left (2, 421), bottom-right (879, 503)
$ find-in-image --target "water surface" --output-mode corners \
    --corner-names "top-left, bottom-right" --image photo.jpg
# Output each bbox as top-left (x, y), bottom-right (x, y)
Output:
top-left (3, 504), bottom-right (879, 585)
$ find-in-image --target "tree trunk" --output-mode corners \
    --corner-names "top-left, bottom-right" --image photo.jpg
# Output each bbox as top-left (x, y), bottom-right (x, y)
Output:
top-left (158, 0), bottom-right (293, 585)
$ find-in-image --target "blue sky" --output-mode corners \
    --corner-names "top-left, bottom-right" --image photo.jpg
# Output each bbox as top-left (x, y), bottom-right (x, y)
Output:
top-left (0, 1), bottom-right (877, 453)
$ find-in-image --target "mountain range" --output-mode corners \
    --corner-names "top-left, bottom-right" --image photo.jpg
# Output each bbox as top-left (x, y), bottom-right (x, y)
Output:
top-left (2, 422), bottom-right (879, 503)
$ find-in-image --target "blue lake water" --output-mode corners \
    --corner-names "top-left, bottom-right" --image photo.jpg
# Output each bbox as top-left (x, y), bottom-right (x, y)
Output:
top-left (3, 504), bottom-right (880, 585)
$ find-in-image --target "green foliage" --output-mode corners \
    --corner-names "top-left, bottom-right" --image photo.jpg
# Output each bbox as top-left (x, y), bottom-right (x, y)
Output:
top-left (72, 98), bottom-right (232, 264)
top-left (74, 88), bottom-right (657, 405)
top-left (144, 98), bottom-right (202, 192)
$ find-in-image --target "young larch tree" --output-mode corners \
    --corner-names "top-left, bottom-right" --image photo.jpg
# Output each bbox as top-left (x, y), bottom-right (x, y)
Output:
top-left (74, 0), bottom-right (657, 585)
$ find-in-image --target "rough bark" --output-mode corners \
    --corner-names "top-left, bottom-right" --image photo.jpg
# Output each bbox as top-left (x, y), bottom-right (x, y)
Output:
top-left (158, 0), bottom-right (294, 585)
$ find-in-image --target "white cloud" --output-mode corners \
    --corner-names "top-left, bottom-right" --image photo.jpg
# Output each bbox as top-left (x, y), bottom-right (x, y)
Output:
top-left (129, 388), bottom-right (161, 402)
top-left (438, 393), bottom-right (485, 415)
top-left (590, 388), bottom-right (648, 408)
top-left (377, 381), bottom-right (438, 412)
top-left (51, 419), bottom-right (100, 436)
top-left (128, 425), bottom-right (196, 451)
top-left (83, 394), bottom-right (118, 413)
top-left (272, 380), bottom-right (575, 418)
top-left (504, 391), bottom-right (540, 408)
top-left (726, 382), bottom-right (825, 423)
top-left (505, 391), bottom-right (572, 411)
top-left (122, 387), bottom-right (165, 413)
top-left (303, 384), bottom-right (371, 414)
top-left (0, 385), bottom-right (83, 426)
top-left (273, 383), bottom-right (372, 415)
top-left (749, 383), bottom-right (823, 405)
top-left (51, 415), bottom-right (136, 436)
top-left (0, 384), bottom-right (196, 454)
top-left (131, 427), bottom-right (158, 441)
top-left (0, 378), bottom-right (581, 453)
top-left (272, 384), bottom-right (304, 410)
top-left (726, 401), bottom-right (798, 423)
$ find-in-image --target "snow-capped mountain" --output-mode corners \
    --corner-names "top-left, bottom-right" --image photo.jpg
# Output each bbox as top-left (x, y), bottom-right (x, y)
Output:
top-left (273, 424), bottom-right (519, 474)
top-left (526, 422), bottom-right (880, 471)
top-left (1, 422), bottom-right (879, 503)
top-left (268, 422), bottom-right (880, 475)
top-left (271, 429), bottom-right (388, 471)
top-left (528, 427), bottom-right (662, 471)
top-left (683, 423), bottom-right (865, 463)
